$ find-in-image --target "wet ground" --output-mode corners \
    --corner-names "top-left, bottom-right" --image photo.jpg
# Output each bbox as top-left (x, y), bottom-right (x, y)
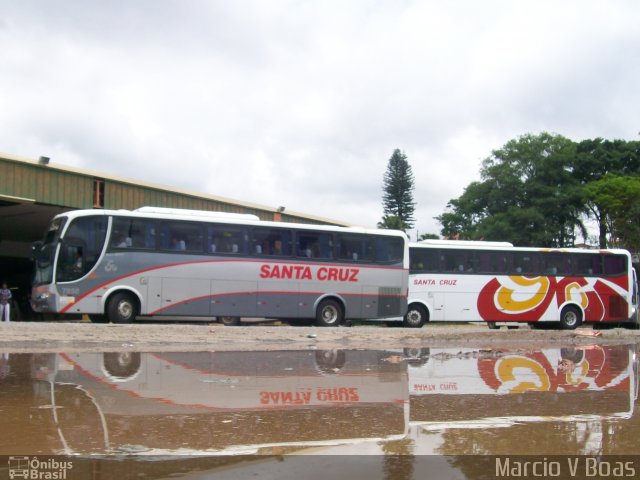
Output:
top-left (1, 328), bottom-right (639, 479)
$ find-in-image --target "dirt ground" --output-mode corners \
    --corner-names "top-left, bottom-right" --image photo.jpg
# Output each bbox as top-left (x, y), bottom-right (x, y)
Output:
top-left (1, 320), bottom-right (639, 353)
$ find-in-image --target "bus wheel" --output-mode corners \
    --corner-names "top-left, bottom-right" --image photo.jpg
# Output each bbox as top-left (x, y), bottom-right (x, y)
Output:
top-left (403, 347), bottom-right (430, 366)
top-left (487, 322), bottom-right (499, 329)
top-left (103, 352), bottom-right (141, 379)
top-left (218, 316), bottom-right (241, 326)
top-left (316, 299), bottom-right (343, 327)
top-left (315, 349), bottom-right (346, 373)
top-left (107, 293), bottom-right (138, 324)
top-left (559, 305), bottom-right (582, 330)
top-left (403, 304), bottom-right (427, 328)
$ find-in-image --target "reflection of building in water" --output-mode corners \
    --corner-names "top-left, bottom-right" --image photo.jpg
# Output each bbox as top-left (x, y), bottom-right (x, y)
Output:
top-left (408, 345), bottom-right (639, 455)
top-left (2, 350), bottom-right (408, 455)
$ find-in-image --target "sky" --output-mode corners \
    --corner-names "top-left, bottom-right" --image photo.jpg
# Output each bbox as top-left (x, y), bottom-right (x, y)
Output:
top-left (1, 1), bottom-right (639, 239)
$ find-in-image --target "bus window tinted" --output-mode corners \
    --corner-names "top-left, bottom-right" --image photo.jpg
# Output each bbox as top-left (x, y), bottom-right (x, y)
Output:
top-left (160, 222), bottom-right (204, 252)
top-left (443, 251), bottom-right (474, 273)
top-left (410, 248), bottom-right (440, 273)
top-left (253, 228), bottom-right (292, 256)
top-left (57, 216), bottom-right (108, 282)
top-left (208, 225), bottom-right (248, 254)
top-left (574, 253), bottom-right (603, 276)
top-left (513, 252), bottom-right (539, 274)
top-left (541, 253), bottom-right (572, 276)
top-left (111, 217), bottom-right (156, 249)
top-left (604, 254), bottom-right (627, 275)
top-left (476, 251), bottom-right (509, 274)
top-left (337, 235), bottom-right (375, 262)
top-left (296, 232), bottom-right (333, 259)
top-left (376, 237), bottom-right (404, 263)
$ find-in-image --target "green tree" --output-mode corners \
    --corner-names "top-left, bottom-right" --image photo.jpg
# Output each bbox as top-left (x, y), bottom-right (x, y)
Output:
top-left (377, 214), bottom-right (405, 230)
top-left (573, 138), bottom-right (640, 247)
top-left (436, 133), bottom-right (583, 247)
top-left (418, 232), bottom-right (440, 241)
top-left (381, 149), bottom-right (415, 231)
top-left (583, 174), bottom-right (640, 251)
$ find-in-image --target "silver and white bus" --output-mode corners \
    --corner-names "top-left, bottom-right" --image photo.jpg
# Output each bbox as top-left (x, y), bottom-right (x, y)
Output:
top-left (31, 207), bottom-right (408, 326)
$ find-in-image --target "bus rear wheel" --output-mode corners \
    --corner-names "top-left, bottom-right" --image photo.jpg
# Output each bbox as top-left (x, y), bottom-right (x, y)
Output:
top-left (316, 299), bottom-right (343, 327)
top-left (107, 292), bottom-right (138, 324)
top-left (559, 305), bottom-right (582, 330)
top-left (218, 316), bottom-right (241, 326)
top-left (403, 304), bottom-right (427, 328)
top-left (103, 352), bottom-right (141, 379)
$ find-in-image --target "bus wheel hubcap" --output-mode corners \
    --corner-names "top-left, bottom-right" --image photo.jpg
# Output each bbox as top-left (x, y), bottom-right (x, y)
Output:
top-left (118, 302), bottom-right (132, 318)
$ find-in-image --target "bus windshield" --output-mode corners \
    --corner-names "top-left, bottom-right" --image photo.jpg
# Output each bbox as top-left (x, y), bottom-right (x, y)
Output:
top-left (55, 215), bottom-right (108, 283)
top-left (33, 217), bottom-right (66, 286)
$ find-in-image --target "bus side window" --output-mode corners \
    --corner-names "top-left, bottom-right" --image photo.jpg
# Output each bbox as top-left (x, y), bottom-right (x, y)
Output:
top-left (252, 228), bottom-right (292, 257)
top-left (296, 232), bottom-right (332, 259)
top-left (513, 253), bottom-right (538, 274)
top-left (376, 237), bottom-right (403, 263)
top-left (604, 254), bottom-right (627, 276)
top-left (477, 251), bottom-right (507, 274)
top-left (574, 253), bottom-right (601, 276)
top-left (208, 225), bottom-right (248, 254)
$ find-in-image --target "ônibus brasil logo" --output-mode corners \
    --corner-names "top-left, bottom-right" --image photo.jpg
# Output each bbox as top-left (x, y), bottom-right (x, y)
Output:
top-left (8, 456), bottom-right (73, 479)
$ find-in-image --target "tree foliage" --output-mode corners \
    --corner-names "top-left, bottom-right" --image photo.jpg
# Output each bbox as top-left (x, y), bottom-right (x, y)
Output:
top-left (583, 174), bottom-right (640, 251)
top-left (381, 149), bottom-right (415, 231)
top-left (436, 133), bottom-right (584, 247)
top-left (574, 138), bottom-right (640, 248)
top-left (436, 134), bottom-right (640, 249)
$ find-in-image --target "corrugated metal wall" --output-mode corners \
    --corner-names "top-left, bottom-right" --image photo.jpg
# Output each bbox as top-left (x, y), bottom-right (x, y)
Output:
top-left (0, 159), bottom-right (94, 207)
top-left (103, 182), bottom-right (268, 219)
top-left (0, 156), bottom-right (335, 225)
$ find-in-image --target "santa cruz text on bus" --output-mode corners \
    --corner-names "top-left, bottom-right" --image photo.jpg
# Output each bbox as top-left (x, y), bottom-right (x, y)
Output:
top-left (259, 263), bottom-right (360, 282)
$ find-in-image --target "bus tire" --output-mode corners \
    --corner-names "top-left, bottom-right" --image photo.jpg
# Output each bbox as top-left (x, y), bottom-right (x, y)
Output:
top-left (403, 304), bottom-right (427, 328)
top-left (403, 347), bottom-right (430, 366)
top-left (107, 292), bottom-right (138, 324)
top-left (316, 299), bottom-right (343, 327)
top-left (559, 305), bottom-right (582, 330)
top-left (218, 316), bottom-right (241, 326)
top-left (315, 349), bottom-right (346, 373)
top-left (103, 352), bottom-right (141, 379)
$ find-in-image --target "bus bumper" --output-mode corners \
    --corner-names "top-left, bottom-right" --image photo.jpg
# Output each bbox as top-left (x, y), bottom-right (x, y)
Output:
top-left (31, 286), bottom-right (60, 313)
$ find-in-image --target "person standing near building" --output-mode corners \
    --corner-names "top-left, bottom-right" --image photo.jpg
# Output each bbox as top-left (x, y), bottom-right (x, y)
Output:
top-left (0, 282), bottom-right (11, 322)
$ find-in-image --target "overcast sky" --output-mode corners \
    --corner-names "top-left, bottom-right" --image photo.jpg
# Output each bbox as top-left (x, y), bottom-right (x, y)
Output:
top-left (1, 1), bottom-right (639, 238)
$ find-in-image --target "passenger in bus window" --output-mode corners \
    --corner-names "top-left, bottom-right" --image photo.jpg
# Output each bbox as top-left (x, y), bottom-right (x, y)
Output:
top-left (113, 235), bottom-right (129, 248)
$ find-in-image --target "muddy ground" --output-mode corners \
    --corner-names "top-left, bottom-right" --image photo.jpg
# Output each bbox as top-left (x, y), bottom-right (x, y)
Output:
top-left (1, 320), bottom-right (639, 353)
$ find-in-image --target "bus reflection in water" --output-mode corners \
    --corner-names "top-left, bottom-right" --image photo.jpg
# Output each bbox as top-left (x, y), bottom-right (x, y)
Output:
top-left (409, 345), bottom-right (639, 433)
top-left (16, 350), bottom-right (408, 455)
top-left (0, 346), bottom-right (638, 456)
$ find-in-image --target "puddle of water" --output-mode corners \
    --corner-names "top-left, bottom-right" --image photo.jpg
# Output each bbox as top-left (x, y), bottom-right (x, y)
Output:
top-left (0, 344), bottom-right (638, 478)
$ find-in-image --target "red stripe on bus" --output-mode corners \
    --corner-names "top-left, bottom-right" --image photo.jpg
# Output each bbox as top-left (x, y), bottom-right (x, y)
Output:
top-left (60, 257), bottom-right (406, 314)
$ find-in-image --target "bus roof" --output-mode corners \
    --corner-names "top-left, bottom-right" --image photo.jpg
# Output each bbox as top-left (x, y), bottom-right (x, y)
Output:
top-left (55, 207), bottom-right (409, 239)
top-left (411, 240), bottom-right (630, 256)
top-left (134, 206), bottom-right (261, 221)
top-left (418, 239), bottom-right (514, 247)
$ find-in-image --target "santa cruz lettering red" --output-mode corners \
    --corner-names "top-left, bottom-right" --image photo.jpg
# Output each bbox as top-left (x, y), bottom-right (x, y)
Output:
top-left (259, 264), bottom-right (360, 282)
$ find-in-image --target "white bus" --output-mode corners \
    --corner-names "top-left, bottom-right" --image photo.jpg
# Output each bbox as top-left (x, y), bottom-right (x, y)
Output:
top-left (31, 207), bottom-right (408, 326)
top-left (403, 240), bottom-right (639, 329)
